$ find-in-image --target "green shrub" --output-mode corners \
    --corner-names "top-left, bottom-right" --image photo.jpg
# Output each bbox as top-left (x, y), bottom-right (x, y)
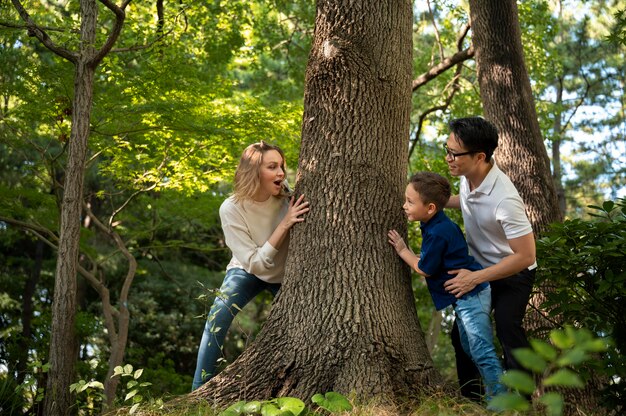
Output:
top-left (492, 326), bottom-right (609, 415)
top-left (536, 198), bottom-right (626, 407)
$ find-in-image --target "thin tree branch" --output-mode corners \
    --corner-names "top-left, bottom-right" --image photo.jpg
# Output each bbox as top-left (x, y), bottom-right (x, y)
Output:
top-left (456, 23), bottom-right (471, 51)
top-left (427, 0), bottom-right (445, 61)
top-left (0, 21), bottom-right (79, 33)
top-left (412, 46), bottom-right (474, 91)
top-left (0, 216), bottom-right (58, 245)
top-left (9, 0), bottom-right (77, 63)
top-left (110, 26), bottom-right (175, 53)
top-left (563, 75), bottom-right (592, 133)
top-left (409, 69), bottom-right (464, 159)
top-left (91, 0), bottom-right (132, 66)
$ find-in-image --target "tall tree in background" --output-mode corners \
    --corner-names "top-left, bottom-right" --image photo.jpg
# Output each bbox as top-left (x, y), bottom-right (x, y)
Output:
top-left (192, 0), bottom-right (444, 405)
top-left (9, 0), bottom-right (130, 414)
top-left (469, 1), bottom-right (609, 414)
top-left (468, 0), bottom-right (561, 233)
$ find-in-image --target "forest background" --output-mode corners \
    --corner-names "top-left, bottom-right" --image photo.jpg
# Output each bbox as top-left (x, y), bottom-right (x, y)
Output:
top-left (0, 0), bottom-right (624, 414)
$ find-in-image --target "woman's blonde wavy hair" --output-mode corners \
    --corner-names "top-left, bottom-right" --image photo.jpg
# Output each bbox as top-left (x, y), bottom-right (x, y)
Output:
top-left (232, 141), bottom-right (290, 202)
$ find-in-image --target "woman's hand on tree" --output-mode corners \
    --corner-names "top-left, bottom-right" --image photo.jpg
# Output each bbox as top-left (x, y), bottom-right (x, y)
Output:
top-left (281, 194), bottom-right (310, 229)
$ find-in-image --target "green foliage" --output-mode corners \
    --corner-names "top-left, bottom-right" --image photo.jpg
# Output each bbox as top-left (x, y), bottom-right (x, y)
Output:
top-left (606, 9), bottom-right (626, 46)
top-left (491, 326), bottom-right (609, 415)
top-left (311, 392), bottom-right (353, 413)
top-left (112, 364), bottom-right (154, 414)
top-left (69, 379), bottom-right (106, 411)
top-left (0, 361), bottom-right (49, 414)
top-left (220, 392), bottom-right (351, 416)
top-left (221, 397), bottom-right (306, 416)
top-left (0, 374), bottom-right (26, 416)
top-left (535, 199), bottom-right (626, 405)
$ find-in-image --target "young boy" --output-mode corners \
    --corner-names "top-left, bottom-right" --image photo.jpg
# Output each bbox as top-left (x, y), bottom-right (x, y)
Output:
top-left (388, 171), bottom-right (505, 401)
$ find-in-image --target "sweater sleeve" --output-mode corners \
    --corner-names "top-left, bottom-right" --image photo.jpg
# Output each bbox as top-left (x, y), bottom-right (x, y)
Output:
top-left (219, 201), bottom-right (280, 276)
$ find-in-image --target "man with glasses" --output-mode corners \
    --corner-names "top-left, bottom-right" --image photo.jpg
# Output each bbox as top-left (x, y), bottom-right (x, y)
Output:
top-left (443, 116), bottom-right (537, 400)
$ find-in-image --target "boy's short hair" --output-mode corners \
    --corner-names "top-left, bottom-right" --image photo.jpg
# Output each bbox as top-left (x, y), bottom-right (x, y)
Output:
top-left (409, 172), bottom-right (451, 211)
top-left (448, 116), bottom-right (499, 162)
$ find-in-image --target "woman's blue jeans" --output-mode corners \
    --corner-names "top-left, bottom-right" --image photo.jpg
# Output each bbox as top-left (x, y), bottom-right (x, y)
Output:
top-left (453, 285), bottom-right (506, 400)
top-left (191, 268), bottom-right (280, 391)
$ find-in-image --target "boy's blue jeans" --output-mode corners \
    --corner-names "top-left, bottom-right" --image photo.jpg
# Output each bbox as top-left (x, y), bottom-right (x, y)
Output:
top-left (453, 285), bottom-right (506, 400)
top-left (191, 268), bottom-right (280, 391)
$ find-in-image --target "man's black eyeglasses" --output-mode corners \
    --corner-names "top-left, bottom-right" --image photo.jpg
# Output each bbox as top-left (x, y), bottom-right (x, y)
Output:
top-left (443, 144), bottom-right (477, 160)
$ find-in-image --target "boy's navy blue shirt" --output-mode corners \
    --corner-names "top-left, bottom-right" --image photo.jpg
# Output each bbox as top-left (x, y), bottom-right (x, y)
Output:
top-left (418, 210), bottom-right (488, 310)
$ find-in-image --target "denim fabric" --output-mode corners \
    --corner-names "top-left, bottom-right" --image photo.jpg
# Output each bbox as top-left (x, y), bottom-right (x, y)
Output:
top-left (453, 285), bottom-right (506, 400)
top-left (191, 268), bottom-right (280, 391)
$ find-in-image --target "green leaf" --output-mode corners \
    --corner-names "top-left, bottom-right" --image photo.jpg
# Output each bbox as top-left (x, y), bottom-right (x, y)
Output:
top-left (275, 397), bottom-right (306, 415)
top-left (311, 392), bottom-right (353, 412)
top-left (538, 392), bottom-right (564, 416)
top-left (113, 366), bottom-right (124, 377)
top-left (530, 339), bottom-right (558, 361)
top-left (501, 370), bottom-right (536, 394)
top-left (125, 390), bottom-right (138, 401)
top-left (219, 401), bottom-right (246, 416)
top-left (582, 338), bottom-right (609, 353)
top-left (602, 201), bottom-right (615, 212)
top-left (129, 403), bottom-right (140, 414)
top-left (556, 348), bottom-right (589, 366)
top-left (544, 369), bottom-right (584, 388)
top-left (550, 330), bottom-right (575, 350)
top-left (123, 364), bottom-right (133, 375)
top-left (261, 403), bottom-right (293, 416)
top-left (487, 392), bottom-right (531, 412)
top-left (242, 400), bottom-right (262, 413)
top-left (86, 381), bottom-right (104, 390)
top-left (512, 348), bottom-right (547, 373)
top-left (133, 368), bottom-right (144, 379)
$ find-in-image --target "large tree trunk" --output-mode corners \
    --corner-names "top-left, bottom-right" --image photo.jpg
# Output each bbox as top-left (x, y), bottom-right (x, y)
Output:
top-left (45, 59), bottom-right (96, 416)
top-left (469, 2), bottom-right (605, 414)
top-left (193, 0), bottom-right (443, 406)
top-left (468, 0), bottom-right (562, 233)
top-left (44, 1), bottom-right (98, 413)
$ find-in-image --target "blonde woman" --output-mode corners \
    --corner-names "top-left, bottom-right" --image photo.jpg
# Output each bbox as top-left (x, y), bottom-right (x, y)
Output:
top-left (192, 142), bottom-right (309, 390)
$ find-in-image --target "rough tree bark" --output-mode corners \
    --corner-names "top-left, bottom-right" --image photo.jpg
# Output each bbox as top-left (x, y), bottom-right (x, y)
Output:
top-left (46, 30), bottom-right (97, 416)
top-left (193, 0), bottom-right (444, 406)
top-left (468, 0), bottom-right (562, 234)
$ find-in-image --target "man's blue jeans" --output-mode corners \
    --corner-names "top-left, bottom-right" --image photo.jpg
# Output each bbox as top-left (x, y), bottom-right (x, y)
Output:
top-left (191, 268), bottom-right (280, 391)
top-left (453, 285), bottom-right (506, 400)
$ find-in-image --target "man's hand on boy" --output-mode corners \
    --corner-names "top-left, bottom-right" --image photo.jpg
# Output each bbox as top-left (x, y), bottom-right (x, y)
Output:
top-left (387, 229), bottom-right (408, 254)
top-left (444, 269), bottom-right (478, 298)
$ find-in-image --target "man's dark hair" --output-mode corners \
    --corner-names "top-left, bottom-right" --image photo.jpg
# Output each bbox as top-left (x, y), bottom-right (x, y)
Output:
top-left (408, 172), bottom-right (451, 211)
top-left (448, 117), bottom-right (499, 162)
